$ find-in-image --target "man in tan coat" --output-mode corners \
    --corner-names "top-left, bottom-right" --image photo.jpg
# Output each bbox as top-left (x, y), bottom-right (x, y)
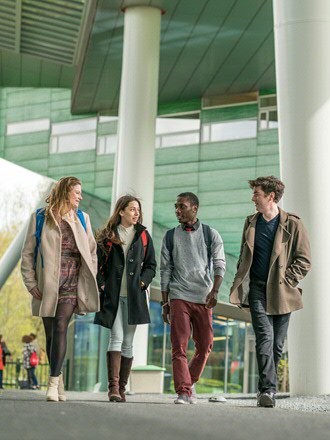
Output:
top-left (230, 176), bottom-right (311, 408)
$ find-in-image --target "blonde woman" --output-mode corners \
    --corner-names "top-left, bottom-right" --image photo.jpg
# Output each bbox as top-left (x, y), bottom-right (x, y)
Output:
top-left (94, 195), bottom-right (156, 402)
top-left (21, 176), bottom-right (99, 402)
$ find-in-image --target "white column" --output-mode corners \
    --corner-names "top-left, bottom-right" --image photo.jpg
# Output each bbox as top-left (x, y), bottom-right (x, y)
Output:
top-left (112, 6), bottom-right (161, 232)
top-left (114, 6), bottom-right (161, 367)
top-left (273, 0), bottom-right (330, 395)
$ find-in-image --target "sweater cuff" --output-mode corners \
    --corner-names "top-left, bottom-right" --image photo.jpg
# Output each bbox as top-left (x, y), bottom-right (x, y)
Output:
top-left (214, 268), bottom-right (225, 278)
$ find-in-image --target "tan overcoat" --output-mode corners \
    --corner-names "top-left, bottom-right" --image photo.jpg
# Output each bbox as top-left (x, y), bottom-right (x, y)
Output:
top-left (21, 210), bottom-right (99, 317)
top-left (230, 208), bottom-right (311, 315)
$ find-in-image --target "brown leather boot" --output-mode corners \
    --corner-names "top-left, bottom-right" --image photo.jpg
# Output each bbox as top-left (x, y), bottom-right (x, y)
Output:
top-left (106, 351), bottom-right (122, 402)
top-left (119, 356), bottom-right (133, 402)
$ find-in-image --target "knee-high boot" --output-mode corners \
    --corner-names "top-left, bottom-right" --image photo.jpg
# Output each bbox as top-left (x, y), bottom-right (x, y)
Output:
top-left (106, 351), bottom-right (122, 402)
top-left (119, 356), bottom-right (133, 403)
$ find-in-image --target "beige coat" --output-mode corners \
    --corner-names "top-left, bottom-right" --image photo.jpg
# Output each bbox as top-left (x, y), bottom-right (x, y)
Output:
top-left (230, 208), bottom-right (311, 315)
top-left (21, 210), bottom-right (99, 317)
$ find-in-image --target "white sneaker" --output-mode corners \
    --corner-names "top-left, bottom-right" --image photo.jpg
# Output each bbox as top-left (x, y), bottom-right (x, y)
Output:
top-left (190, 384), bottom-right (197, 404)
top-left (174, 394), bottom-right (190, 404)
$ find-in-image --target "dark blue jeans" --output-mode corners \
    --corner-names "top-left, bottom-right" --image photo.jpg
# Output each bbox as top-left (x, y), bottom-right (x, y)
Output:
top-left (28, 367), bottom-right (39, 387)
top-left (249, 279), bottom-right (290, 394)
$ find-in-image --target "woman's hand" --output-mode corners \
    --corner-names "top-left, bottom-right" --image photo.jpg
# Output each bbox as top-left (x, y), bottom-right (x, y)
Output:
top-left (29, 286), bottom-right (42, 300)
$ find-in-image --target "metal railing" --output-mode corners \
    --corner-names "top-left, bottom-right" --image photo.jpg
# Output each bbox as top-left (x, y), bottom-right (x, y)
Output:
top-left (2, 360), bottom-right (68, 390)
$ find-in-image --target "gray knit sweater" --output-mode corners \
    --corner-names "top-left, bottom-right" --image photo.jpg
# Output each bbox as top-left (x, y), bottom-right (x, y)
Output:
top-left (160, 223), bottom-right (226, 304)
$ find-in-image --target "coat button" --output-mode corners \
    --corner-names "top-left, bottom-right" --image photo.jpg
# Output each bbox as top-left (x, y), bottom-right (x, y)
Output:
top-left (129, 259), bottom-right (133, 262)
top-left (279, 281), bottom-right (283, 284)
top-left (279, 264), bottom-right (283, 268)
top-left (129, 272), bottom-right (134, 276)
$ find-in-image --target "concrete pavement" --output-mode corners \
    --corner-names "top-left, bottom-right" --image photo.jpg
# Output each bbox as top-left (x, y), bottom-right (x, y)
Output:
top-left (1, 389), bottom-right (330, 440)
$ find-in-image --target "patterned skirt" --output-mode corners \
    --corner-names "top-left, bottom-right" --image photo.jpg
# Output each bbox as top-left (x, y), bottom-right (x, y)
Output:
top-left (58, 220), bottom-right (81, 306)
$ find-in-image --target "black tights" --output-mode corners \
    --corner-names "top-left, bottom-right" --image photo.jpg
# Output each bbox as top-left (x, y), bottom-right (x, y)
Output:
top-left (43, 303), bottom-right (75, 377)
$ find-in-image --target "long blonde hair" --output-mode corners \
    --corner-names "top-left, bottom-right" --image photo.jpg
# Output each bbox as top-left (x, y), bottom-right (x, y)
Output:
top-left (44, 176), bottom-right (82, 227)
top-left (96, 195), bottom-right (143, 254)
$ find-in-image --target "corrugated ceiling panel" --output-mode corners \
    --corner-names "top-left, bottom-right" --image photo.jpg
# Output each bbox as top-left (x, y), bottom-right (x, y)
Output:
top-left (20, 0), bottom-right (85, 65)
top-left (0, 0), bottom-right (16, 51)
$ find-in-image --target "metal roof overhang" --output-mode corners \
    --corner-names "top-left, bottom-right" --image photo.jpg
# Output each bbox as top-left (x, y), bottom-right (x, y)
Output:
top-left (0, 0), bottom-right (276, 114)
top-left (71, 0), bottom-right (276, 114)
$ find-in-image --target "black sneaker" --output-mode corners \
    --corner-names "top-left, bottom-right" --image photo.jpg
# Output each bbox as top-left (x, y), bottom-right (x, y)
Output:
top-left (257, 391), bottom-right (276, 408)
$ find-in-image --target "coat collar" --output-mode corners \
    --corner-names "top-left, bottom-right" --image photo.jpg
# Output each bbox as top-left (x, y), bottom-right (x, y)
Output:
top-left (245, 208), bottom-right (291, 264)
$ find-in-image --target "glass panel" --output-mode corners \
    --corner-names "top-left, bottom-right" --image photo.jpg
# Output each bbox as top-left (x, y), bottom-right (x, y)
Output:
top-left (7, 118), bottom-right (50, 135)
top-left (209, 120), bottom-right (257, 142)
top-left (54, 132), bottom-right (97, 153)
top-left (97, 136), bottom-right (106, 155)
top-left (156, 117), bottom-right (200, 134)
top-left (246, 323), bottom-right (258, 393)
top-left (49, 136), bottom-right (58, 154)
top-left (97, 135), bottom-right (117, 155)
top-left (98, 116), bottom-right (118, 123)
top-left (161, 131), bottom-right (200, 148)
top-left (260, 96), bottom-right (277, 108)
top-left (259, 112), bottom-right (268, 130)
top-left (52, 118), bottom-right (97, 135)
top-left (72, 315), bottom-right (100, 391)
top-left (202, 124), bottom-right (210, 142)
top-left (268, 111), bottom-right (278, 129)
top-left (226, 319), bottom-right (246, 393)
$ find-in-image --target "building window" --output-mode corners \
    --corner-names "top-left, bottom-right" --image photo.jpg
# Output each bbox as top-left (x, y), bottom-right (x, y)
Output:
top-left (49, 118), bottom-right (97, 154)
top-left (258, 94), bottom-right (278, 130)
top-left (156, 116), bottom-right (200, 148)
top-left (6, 118), bottom-right (50, 135)
top-left (97, 135), bottom-right (117, 155)
top-left (202, 119), bottom-right (257, 143)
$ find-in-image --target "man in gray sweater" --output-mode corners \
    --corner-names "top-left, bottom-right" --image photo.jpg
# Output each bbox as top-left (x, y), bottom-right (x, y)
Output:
top-left (160, 192), bottom-right (226, 404)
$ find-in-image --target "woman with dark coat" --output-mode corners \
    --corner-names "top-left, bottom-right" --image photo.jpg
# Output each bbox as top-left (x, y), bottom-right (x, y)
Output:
top-left (94, 195), bottom-right (156, 402)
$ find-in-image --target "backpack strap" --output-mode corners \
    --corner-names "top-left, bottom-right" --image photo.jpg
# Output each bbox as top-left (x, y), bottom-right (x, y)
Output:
top-left (34, 208), bottom-right (45, 269)
top-left (141, 230), bottom-right (148, 258)
top-left (202, 224), bottom-right (212, 270)
top-left (165, 228), bottom-right (175, 264)
top-left (34, 208), bottom-right (87, 270)
top-left (76, 209), bottom-right (87, 232)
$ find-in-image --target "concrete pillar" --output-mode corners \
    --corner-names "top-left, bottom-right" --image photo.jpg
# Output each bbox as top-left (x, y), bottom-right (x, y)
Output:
top-left (273, 0), bottom-right (330, 395)
top-left (112, 5), bottom-right (161, 234)
top-left (98, 5), bottom-right (162, 390)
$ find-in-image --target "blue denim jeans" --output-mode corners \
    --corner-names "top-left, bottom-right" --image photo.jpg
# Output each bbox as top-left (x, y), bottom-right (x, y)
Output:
top-left (249, 279), bottom-right (290, 393)
top-left (28, 367), bottom-right (39, 387)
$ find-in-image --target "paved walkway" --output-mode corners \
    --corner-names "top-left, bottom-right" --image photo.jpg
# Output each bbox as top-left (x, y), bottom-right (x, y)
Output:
top-left (1, 389), bottom-right (330, 440)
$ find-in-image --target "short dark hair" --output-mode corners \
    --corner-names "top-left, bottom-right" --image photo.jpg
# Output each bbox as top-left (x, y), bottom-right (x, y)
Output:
top-left (22, 335), bottom-right (32, 343)
top-left (248, 176), bottom-right (285, 203)
top-left (177, 192), bottom-right (199, 207)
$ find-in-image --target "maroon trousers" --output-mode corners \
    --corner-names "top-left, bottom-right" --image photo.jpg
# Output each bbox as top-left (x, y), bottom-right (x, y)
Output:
top-left (170, 299), bottom-right (213, 396)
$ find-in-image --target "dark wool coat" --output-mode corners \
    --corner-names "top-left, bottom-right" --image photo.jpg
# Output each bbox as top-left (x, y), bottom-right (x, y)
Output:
top-left (94, 224), bottom-right (156, 329)
top-left (230, 208), bottom-right (311, 315)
